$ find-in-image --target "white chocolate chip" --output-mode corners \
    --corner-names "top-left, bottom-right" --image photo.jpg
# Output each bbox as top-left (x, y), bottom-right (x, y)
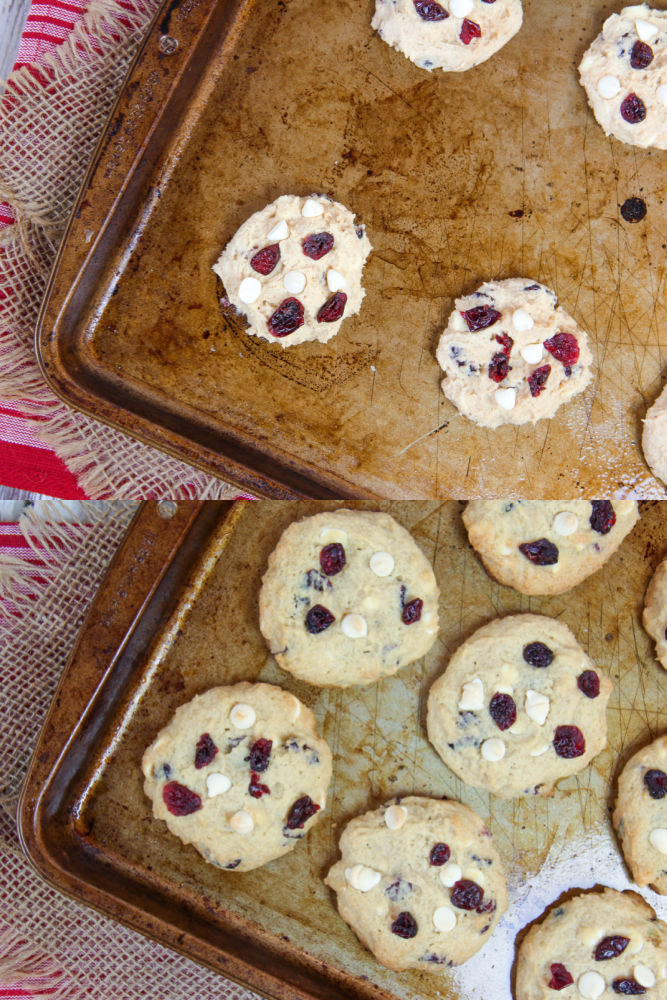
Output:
top-left (369, 551), bottom-right (395, 577)
top-left (577, 971), bottom-right (605, 1000)
top-left (283, 270), bottom-right (306, 294)
top-left (238, 277), bottom-right (261, 304)
top-left (553, 510), bottom-right (579, 536)
top-left (525, 689), bottom-right (550, 726)
top-left (597, 74), bottom-right (621, 99)
top-left (495, 683), bottom-right (514, 695)
top-left (530, 743), bottom-right (550, 757)
top-left (657, 84), bottom-right (667, 107)
top-left (326, 269), bottom-right (347, 293)
top-left (636, 18), bottom-right (658, 42)
top-left (289, 695), bottom-right (301, 722)
top-left (634, 964), bottom-right (656, 989)
top-left (481, 738), bottom-right (506, 762)
top-left (345, 864), bottom-right (381, 892)
top-left (206, 772), bottom-right (231, 797)
top-left (266, 219), bottom-right (289, 241)
top-left (385, 804), bottom-right (408, 830)
top-left (302, 198), bottom-right (324, 217)
top-left (458, 677), bottom-right (484, 711)
top-left (229, 809), bottom-right (254, 834)
top-left (229, 703), bottom-right (256, 729)
top-left (319, 527), bottom-right (347, 544)
top-left (449, 0), bottom-right (473, 16)
top-left (520, 342), bottom-right (544, 365)
top-left (433, 907), bottom-right (457, 932)
top-left (451, 312), bottom-right (467, 332)
top-left (649, 828), bottom-right (667, 854)
top-left (341, 613), bottom-right (368, 639)
top-left (512, 308), bottom-right (534, 332)
top-left (439, 862), bottom-right (462, 888)
top-left (495, 387), bottom-right (516, 411)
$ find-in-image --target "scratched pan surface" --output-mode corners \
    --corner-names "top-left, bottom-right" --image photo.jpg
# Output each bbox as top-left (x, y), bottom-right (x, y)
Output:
top-left (37, 0), bottom-right (667, 497)
top-left (20, 501), bottom-right (667, 998)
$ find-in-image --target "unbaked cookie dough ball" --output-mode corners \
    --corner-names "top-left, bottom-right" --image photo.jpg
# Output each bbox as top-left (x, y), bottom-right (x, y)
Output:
top-left (579, 4), bottom-right (667, 149)
top-left (435, 279), bottom-right (593, 428)
top-left (213, 194), bottom-right (372, 347)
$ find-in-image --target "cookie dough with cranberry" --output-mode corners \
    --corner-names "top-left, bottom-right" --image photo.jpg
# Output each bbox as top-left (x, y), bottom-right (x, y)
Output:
top-left (258, 509), bottom-right (439, 687)
top-left (644, 557), bottom-right (667, 671)
top-left (436, 278), bottom-right (593, 428)
top-left (613, 734), bottom-right (667, 894)
top-left (426, 614), bottom-right (613, 798)
top-left (579, 4), bottom-right (667, 149)
top-left (324, 796), bottom-right (507, 971)
top-left (141, 682), bottom-right (332, 871)
top-left (213, 194), bottom-right (372, 347)
top-left (462, 499), bottom-right (639, 595)
top-left (515, 887), bottom-right (667, 999)
top-left (372, 0), bottom-right (523, 73)
top-left (642, 381), bottom-right (667, 489)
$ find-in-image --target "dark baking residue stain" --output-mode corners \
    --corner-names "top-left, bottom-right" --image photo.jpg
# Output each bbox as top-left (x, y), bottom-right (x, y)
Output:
top-left (159, 0), bottom-right (181, 35)
top-left (620, 197), bottom-right (647, 223)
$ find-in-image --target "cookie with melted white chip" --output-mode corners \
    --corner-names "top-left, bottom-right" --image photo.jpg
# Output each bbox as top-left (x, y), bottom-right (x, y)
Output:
top-left (613, 734), bottom-right (667, 894)
top-left (141, 682), bottom-right (332, 871)
top-left (325, 796), bottom-right (507, 971)
top-left (213, 193), bottom-right (371, 347)
top-left (426, 614), bottom-right (613, 798)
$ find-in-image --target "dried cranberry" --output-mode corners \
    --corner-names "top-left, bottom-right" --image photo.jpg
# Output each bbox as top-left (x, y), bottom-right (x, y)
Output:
top-left (194, 732), bottom-right (218, 769)
top-left (594, 935), bottom-right (629, 960)
top-left (317, 291), bottom-right (347, 323)
top-left (488, 352), bottom-right (510, 382)
top-left (268, 298), bottom-right (304, 337)
top-left (460, 18), bottom-right (481, 44)
top-left (250, 244), bottom-right (280, 275)
top-left (544, 332), bottom-right (579, 365)
top-left (630, 41), bottom-right (653, 69)
top-left (518, 538), bottom-right (559, 565)
top-left (302, 232), bottom-right (334, 260)
top-left (450, 879), bottom-right (484, 910)
top-left (402, 598), bottom-right (423, 625)
top-left (429, 842), bottom-right (451, 866)
top-left (553, 725), bottom-right (585, 759)
top-left (621, 197), bottom-right (647, 223)
top-left (612, 980), bottom-right (646, 995)
top-left (391, 912), bottom-right (418, 938)
top-left (305, 604), bottom-right (335, 633)
top-left (162, 781), bottom-right (202, 816)
top-left (248, 771), bottom-right (270, 798)
top-left (495, 332), bottom-right (513, 355)
top-left (320, 542), bottom-right (346, 576)
top-left (286, 795), bottom-right (320, 828)
top-left (528, 365), bottom-right (551, 397)
top-left (548, 963), bottom-right (574, 990)
top-left (489, 692), bottom-right (517, 731)
top-left (248, 737), bottom-right (273, 772)
top-left (620, 93), bottom-right (647, 123)
top-left (476, 898), bottom-right (496, 915)
top-left (590, 500), bottom-right (616, 535)
top-left (644, 768), bottom-right (667, 799)
top-left (523, 642), bottom-right (554, 668)
top-left (413, 0), bottom-right (448, 20)
top-left (462, 305), bottom-right (501, 331)
top-left (577, 670), bottom-right (600, 699)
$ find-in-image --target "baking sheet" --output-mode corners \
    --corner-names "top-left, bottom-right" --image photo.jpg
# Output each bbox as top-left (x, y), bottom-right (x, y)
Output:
top-left (37, 0), bottom-right (667, 497)
top-left (19, 500), bottom-right (667, 999)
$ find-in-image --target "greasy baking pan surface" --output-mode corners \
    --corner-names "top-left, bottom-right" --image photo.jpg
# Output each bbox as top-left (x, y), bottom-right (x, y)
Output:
top-left (37, 0), bottom-right (667, 497)
top-left (19, 501), bottom-right (667, 999)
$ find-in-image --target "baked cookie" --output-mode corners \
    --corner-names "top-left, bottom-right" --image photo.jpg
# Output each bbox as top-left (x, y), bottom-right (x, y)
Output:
top-left (579, 5), bottom-right (667, 150)
top-left (324, 796), bottom-right (507, 971)
top-left (644, 558), bottom-right (667, 671)
top-left (435, 279), bottom-right (593, 428)
top-left (643, 382), bottom-right (667, 488)
top-left (462, 500), bottom-right (639, 596)
top-left (613, 734), bottom-right (667, 894)
top-left (426, 614), bottom-right (613, 798)
top-left (141, 682), bottom-right (332, 871)
top-left (258, 509), bottom-right (439, 687)
top-left (371, 0), bottom-right (523, 73)
top-left (515, 887), bottom-right (667, 999)
top-left (212, 194), bottom-right (371, 347)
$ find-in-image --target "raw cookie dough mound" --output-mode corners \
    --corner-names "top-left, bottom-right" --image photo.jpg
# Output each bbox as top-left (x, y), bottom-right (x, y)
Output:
top-left (462, 499), bottom-right (639, 596)
top-left (515, 887), bottom-right (667, 1000)
top-left (212, 194), bottom-right (372, 347)
top-left (644, 557), bottom-right (667, 670)
top-left (258, 509), bottom-right (439, 688)
top-left (324, 796), bottom-right (507, 971)
top-left (426, 614), bottom-right (613, 798)
top-left (579, 4), bottom-right (667, 150)
top-left (613, 734), bottom-right (667, 894)
top-left (643, 381), bottom-right (667, 488)
top-left (435, 278), bottom-right (593, 428)
top-left (142, 682), bottom-right (332, 871)
top-left (371, 0), bottom-right (523, 73)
